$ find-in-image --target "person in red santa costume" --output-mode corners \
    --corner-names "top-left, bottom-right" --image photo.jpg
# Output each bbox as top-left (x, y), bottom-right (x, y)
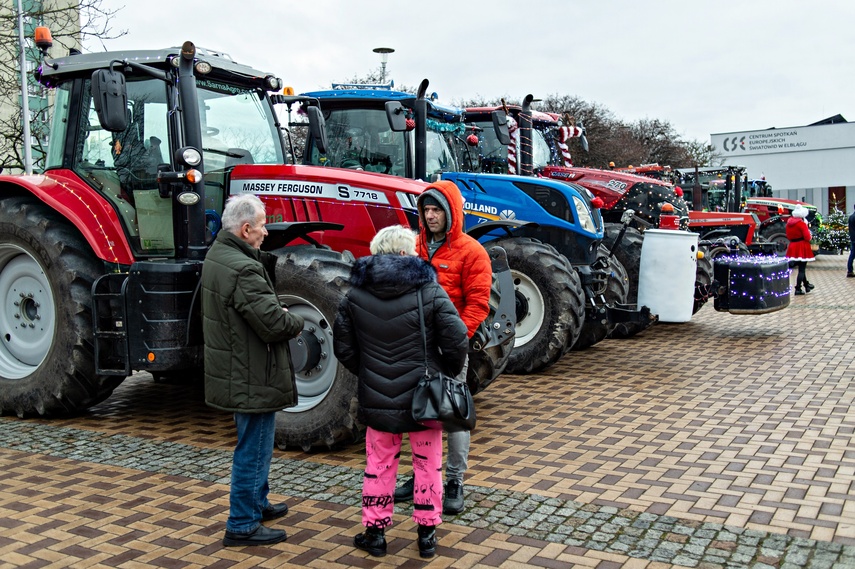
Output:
top-left (786, 205), bottom-right (815, 295)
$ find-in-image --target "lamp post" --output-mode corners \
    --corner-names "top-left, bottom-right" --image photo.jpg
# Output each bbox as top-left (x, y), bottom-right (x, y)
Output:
top-left (17, 0), bottom-right (32, 174)
top-left (372, 47), bottom-right (394, 84)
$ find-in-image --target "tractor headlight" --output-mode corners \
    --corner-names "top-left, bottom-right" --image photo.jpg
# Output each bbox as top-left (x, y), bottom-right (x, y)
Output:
top-left (175, 146), bottom-right (202, 167)
top-left (195, 60), bottom-right (212, 75)
top-left (573, 196), bottom-right (597, 233)
top-left (265, 75), bottom-right (283, 91)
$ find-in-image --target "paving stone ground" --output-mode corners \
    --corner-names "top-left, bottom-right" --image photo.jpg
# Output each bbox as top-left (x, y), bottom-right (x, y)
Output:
top-left (0, 254), bottom-right (853, 568)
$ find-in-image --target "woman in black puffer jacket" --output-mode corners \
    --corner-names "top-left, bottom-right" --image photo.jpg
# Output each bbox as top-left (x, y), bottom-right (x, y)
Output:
top-left (333, 225), bottom-right (468, 559)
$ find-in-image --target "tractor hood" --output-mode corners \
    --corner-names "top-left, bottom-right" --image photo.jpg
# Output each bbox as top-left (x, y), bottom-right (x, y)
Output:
top-left (745, 197), bottom-right (817, 211)
top-left (539, 166), bottom-right (689, 224)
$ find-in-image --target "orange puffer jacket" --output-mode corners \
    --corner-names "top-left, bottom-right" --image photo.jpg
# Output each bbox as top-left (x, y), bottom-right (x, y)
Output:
top-left (416, 180), bottom-right (492, 338)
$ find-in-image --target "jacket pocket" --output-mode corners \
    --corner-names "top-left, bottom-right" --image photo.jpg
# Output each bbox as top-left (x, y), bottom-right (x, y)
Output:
top-left (265, 344), bottom-right (274, 384)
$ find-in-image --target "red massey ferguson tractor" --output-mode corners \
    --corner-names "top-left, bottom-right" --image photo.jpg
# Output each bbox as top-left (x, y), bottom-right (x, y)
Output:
top-left (0, 32), bottom-right (514, 450)
top-left (677, 167), bottom-right (819, 256)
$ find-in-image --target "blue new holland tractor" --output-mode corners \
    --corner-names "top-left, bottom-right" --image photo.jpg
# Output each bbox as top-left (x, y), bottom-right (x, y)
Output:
top-left (297, 80), bottom-right (651, 373)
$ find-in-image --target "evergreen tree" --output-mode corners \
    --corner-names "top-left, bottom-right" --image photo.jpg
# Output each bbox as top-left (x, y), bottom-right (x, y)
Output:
top-left (817, 208), bottom-right (849, 251)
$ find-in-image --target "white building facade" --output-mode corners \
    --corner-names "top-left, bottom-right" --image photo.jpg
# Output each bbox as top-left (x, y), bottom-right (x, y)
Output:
top-left (710, 121), bottom-right (855, 216)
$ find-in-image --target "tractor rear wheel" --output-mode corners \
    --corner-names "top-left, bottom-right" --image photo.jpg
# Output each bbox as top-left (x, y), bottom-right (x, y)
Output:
top-left (493, 237), bottom-right (584, 374)
top-left (0, 197), bottom-right (122, 417)
top-left (601, 224), bottom-right (654, 339)
top-left (273, 246), bottom-right (358, 451)
top-left (760, 220), bottom-right (789, 257)
top-left (572, 245), bottom-right (629, 350)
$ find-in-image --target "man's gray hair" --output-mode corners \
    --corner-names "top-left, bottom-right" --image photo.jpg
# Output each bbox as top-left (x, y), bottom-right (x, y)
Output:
top-left (222, 194), bottom-right (265, 234)
top-left (370, 225), bottom-right (417, 255)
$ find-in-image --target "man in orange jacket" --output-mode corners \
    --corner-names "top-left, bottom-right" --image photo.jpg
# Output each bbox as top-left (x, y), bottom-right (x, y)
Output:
top-left (394, 180), bottom-right (492, 515)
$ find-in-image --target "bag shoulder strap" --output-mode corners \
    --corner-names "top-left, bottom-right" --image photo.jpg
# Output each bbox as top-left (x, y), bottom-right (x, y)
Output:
top-left (416, 289), bottom-right (429, 377)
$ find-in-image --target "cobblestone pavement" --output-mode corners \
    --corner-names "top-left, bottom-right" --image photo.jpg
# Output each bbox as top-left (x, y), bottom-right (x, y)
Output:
top-left (0, 254), bottom-right (854, 568)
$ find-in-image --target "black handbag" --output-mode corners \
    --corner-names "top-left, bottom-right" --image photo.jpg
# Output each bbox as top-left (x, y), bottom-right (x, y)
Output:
top-left (410, 290), bottom-right (476, 432)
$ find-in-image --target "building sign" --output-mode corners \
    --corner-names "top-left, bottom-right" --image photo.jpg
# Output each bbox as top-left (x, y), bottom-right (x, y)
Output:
top-left (711, 123), bottom-right (855, 157)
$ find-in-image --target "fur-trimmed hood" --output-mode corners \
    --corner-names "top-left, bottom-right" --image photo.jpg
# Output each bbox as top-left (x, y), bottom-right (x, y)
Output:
top-left (348, 254), bottom-right (437, 299)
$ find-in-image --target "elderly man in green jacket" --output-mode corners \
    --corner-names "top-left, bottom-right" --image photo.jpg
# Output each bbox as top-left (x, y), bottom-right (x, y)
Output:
top-left (201, 193), bottom-right (304, 547)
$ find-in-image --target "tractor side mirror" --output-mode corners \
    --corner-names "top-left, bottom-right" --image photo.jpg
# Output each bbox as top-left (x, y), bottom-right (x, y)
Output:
top-left (492, 110), bottom-right (511, 146)
top-left (305, 106), bottom-right (328, 155)
top-left (91, 69), bottom-right (129, 132)
top-left (385, 101), bottom-right (408, 132)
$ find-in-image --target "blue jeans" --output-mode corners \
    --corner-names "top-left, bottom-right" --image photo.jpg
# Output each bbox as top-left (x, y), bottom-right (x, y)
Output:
top-left (227, 411), bottom-right (275, 533)
top-left (446, 356), bottom-right (470, 483)
top-left (848, 242), bottom-right (855, 274)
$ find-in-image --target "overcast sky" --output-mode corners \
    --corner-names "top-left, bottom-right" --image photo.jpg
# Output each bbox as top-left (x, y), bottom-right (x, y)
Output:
top-left (86, 0), bottom-right (855, 144)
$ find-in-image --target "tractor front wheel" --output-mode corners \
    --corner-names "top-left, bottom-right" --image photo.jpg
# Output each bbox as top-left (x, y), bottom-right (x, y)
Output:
top-left (493, 238), bottom-right (584, 375)
top-left (760, 220), bottom-right (789, 257)
top-left (466, 245), bottom-right (514, 394)
top-left (0, 197), bottom-right (122, 417)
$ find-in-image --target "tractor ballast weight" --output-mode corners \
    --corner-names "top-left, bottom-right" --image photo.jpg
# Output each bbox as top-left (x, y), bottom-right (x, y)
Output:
top-left (707, 244), bottom-right (791, 315)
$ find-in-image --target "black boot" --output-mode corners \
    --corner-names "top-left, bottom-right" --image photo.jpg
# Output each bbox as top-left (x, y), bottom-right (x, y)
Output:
top-left (443, 479), bottom-right (465, 515)
top-left (794, 287), bottom-right (805, 295)
top-left (417, 524), bottom-right (437, 558)
top-left (354, 526), bottom-right (386, 557)
top-left (394, 476), bottom-right (414, 503)
top-left (804, 280), bottom-right (815, 291)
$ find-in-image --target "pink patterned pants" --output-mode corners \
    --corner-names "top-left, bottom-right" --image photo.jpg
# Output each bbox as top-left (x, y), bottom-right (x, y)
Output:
top-left (362, 426), bottom-right (443, 529)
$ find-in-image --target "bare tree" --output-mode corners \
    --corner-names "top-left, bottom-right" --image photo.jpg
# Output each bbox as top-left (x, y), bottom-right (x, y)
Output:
top-left (681, 139), bottom-right (720, 168)
top-left (0, 0), bottom-right (126, 172)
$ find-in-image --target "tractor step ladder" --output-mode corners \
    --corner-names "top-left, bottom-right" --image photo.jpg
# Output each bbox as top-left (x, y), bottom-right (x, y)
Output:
top-left (92, 273), bottom-right (131, 376)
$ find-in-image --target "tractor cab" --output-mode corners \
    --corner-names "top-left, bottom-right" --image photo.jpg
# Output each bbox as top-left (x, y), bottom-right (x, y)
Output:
top-left (302, 83), bottom-right (463, 180)
top-left (37, 43), bottom-right (293, 259)
top-left (464, 106), bottom-right (555, 174)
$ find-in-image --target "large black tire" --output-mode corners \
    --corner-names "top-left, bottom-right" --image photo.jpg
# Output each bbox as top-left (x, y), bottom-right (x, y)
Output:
top-left (760, 220), bottom-right (789, 257)
top-left (273, 247), bottom-right (358, 451)
top-left (466, 245), bottom-right (514, 394)
top-left (601, 224), bottom-right (654, 339)
top-left (492, 237), bottom-right (584, 375)
top-left (693, 245), bottom-right (714, 314)
top-left (0, 197), bottom-right (122, 417)
top-left (571, 245), bottom-right (629, 351)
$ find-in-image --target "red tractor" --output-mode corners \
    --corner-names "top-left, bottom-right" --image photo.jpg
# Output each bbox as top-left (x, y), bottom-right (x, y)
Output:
top-left (614, 163), bottom-right (674, 183)
top-left (0, 31), bottom-right (513, 451)
top-left (675, 167), bottom-right (818, 256)
top-left (744, 196), bottom-right (819, 255)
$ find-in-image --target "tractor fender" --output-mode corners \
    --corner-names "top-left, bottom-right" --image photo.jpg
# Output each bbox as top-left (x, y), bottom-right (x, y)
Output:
top-left (262, 221), bottom-right (345, 250)
top-left (0, 171), bottom-right (135, 265)
top-left (759, 214), bottom-right (787, 230)
top-left (465, 219), bottom-right (539, 241)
